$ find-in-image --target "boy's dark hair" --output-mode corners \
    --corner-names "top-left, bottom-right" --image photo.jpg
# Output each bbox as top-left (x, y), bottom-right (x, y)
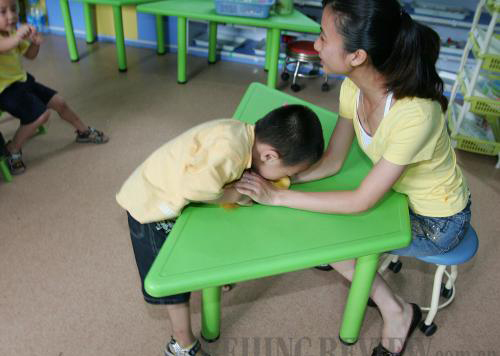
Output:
top-left (254, 104), bottom-right (324, 166)
top-left (323, 0), bottom-right (448, 112)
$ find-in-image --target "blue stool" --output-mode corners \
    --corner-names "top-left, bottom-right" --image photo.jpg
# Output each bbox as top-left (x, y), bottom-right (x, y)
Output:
top-left (379, 226), bottom-right (479, 336)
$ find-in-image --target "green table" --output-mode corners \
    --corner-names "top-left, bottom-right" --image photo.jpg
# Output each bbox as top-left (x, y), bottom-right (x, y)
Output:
top-left (59, 0), bottom-right (161, 72)
top-left (144, 82), bottom-right (411, 344)
top-left (136, 0), bottom-right (320, 87)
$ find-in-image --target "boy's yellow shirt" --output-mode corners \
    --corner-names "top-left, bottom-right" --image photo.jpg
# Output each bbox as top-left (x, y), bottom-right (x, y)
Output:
top-left (339, 78), bottom-right (469, 217)
top-left (116, 119), bottom-right (255, 223)
top-left (0, 35), bottom-right (30, 93)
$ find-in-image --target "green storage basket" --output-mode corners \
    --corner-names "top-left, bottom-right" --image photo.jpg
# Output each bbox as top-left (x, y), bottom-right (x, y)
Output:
top-left (448, 111), bottom-right (500, 155)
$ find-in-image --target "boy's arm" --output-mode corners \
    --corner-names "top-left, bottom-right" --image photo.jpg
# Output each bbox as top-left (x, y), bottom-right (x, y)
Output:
top-left (24, 31), bottom-right (42, 60)
top-left (0, 25), bottom-right (32, 53)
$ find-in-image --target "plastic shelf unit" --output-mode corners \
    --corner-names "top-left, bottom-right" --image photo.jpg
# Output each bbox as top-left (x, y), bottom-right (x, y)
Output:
top-left (447, 0), bottom-right (500, 168)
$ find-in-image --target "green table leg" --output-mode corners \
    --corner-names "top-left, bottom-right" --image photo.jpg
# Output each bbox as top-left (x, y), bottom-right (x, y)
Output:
top-left (264, 30), bottom-right (271, 71)
top-left (112, 5), bottom-right (127, 72)
top-left (339, 254), bottom-right (379, 344)
top-left (155, 15), bottom-right (166, 55)
top-left (59, 0), bottom-right (79, 62)
top-left (208, 21), bottom-right (217, 64)
top-left (177, 17), bottom-right (187, 84)
top-left (266, 28), bottom-right (281, 88)
top-left (201, 286), bottom-right (221, 342)
top-left (0, 158), bottom-right (12, 183)
top-left (83, 3), bottom-right (96, 44)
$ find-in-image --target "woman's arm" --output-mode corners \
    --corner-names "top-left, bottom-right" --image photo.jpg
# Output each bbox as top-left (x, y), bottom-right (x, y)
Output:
top-left (236, 158), bottom-right (406, 214)
top-left (293, 116), bottom-right (355, 183)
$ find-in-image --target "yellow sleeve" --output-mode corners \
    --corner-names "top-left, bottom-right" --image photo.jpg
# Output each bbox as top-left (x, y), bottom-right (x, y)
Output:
top-left (181, 140), bottom-right (246, 202)
top-left (383, 107), bottom-right (440, 165)
top-left (18, 40), bottom-right (30, 55)
top-left (339, 78), bottom-right (358, 120)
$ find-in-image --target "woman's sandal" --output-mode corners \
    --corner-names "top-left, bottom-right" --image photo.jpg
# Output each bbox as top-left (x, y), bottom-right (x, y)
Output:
top-left (371, 303), bottom-right (422, 356)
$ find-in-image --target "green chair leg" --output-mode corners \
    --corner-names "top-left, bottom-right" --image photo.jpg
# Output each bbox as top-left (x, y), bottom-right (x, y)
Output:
top-left (0, 158), bottom-right (12, 183)
top-left (37, 125), bottom-right (47, 135)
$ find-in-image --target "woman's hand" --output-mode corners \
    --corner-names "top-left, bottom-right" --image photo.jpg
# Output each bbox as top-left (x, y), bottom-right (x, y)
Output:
top-left (235, 171), bottom-right (281, 206)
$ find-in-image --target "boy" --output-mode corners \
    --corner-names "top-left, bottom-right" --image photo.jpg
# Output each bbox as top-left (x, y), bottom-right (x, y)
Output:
top-left (116, 104), bottom-right (324, 356)
top-left (0, 0), bottom-right (108, 175)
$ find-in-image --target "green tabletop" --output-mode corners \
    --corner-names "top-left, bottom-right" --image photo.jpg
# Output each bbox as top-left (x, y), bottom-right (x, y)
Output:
top-left (145, 82), bottom-right (411, 344)
top-left (137, 0), bottom-right (321, 32)
top-left (137, 0), bottom-right (321, 87)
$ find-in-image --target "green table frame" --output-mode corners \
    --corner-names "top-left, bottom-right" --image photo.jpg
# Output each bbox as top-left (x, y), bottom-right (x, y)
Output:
top-left (137, 0), bottom-right (320, 87)
top-left (144, 83), bottom-right (411, 345)
top-left (59, 0), bottom-right (161, 72)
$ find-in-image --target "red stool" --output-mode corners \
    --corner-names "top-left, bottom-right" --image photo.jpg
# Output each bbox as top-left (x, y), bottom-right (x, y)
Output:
top-left (281, 40), bottom-right (329, 92)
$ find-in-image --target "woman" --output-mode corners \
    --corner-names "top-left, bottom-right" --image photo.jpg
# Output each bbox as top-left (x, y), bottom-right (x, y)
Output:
top-left (236, 0), bottom-right (471, 355)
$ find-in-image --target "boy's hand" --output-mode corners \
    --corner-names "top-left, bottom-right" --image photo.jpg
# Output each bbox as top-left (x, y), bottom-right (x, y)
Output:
top-left (236, 195), bottom-right (253, 207)
top-left (16, 25), bottom-right (33, 41)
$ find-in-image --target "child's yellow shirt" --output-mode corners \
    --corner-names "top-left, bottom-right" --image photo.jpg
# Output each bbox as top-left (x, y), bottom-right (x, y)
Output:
top-left (0, 35), bottom-right (30, 93)
top-left (116, 119), bottom-right (255, 223)
top-left (339, 78), bottom-right (469, 217)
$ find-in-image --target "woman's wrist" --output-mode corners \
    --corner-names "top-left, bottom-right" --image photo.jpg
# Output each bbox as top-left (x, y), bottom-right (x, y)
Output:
top-left (273, 189), bottom-right (289, 207)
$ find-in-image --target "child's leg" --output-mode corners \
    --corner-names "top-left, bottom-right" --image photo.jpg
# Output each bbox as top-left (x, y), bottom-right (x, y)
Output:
top-left (166, 302), bottom-right (197, 348)
top-left (330, 259), bottom-right (414, 353)
top-left (46, 95), bottom-right (87, 132)
top-left (6, 110), bottom-right (51, 153)
top-left (126, 213), bottom-right (209, 354)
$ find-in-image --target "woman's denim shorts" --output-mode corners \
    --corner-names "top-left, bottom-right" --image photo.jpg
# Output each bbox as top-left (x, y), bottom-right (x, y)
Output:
top-left (390, 200), bottom-right (472, 257)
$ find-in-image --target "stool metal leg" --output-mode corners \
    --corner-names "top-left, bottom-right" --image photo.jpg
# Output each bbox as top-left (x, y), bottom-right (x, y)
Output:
top-left (445, 265), bottom-right (458, 290)
top-left (378, 254), bottom-right (400, 274)
top-left (423, 264), bottom-right (446, 326)
top-left (292, 61), bottom-right (301, 85)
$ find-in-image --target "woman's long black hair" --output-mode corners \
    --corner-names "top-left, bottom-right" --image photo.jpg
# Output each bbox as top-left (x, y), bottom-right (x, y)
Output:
top-left (323, 0), bottom-right (448, 112)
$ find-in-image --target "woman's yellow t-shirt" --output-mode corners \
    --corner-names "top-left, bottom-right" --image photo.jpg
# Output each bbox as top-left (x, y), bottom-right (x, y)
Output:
top-left (339, 78), bottom-right (469, 217)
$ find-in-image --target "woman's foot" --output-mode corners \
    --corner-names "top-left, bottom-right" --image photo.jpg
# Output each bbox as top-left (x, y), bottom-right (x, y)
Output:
top-left (375, 302), bottom-right (422, 355)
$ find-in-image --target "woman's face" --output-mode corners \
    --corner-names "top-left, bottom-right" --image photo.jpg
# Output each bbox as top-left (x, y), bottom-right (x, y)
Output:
top-left (314, 6), bottom-right (352, 75)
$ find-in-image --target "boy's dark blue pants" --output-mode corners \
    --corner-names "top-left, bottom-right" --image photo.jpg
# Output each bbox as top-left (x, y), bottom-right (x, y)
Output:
top-left (127, 212), bottom-right (190, 304)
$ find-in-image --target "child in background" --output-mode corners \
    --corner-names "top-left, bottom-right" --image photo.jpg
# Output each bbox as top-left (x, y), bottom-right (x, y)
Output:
top-left (0, 0), bottom-right (108, 175)
top-left (116, 105), bottom-right (324, 356)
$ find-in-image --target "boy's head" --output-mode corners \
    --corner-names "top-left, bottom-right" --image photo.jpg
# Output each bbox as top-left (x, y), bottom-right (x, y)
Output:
top-left (252, 104), bottom-right (324, 181)
top-left (0, 0), bottom-right (18, 33)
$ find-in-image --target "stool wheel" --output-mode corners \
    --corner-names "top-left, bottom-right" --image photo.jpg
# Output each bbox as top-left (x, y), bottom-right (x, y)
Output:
top-left (281, 72), bottom-right (290, 81)
top-left (440, 283), bottom-right (453, 299)
top-left (321, 83), bottom-right (330, 92)
top-left (291, 83), bottom-right (301, 92)
top-left (419, 321), bottom-right (437, 336)
top-left (388, 260), bottom-right (402, 273)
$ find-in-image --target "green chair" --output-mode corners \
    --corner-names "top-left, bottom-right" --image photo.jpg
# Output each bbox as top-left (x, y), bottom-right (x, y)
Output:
top-left (0, 112), bottom-right (47, 183)
top-left (0, 131), bottom-right (12, 183)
